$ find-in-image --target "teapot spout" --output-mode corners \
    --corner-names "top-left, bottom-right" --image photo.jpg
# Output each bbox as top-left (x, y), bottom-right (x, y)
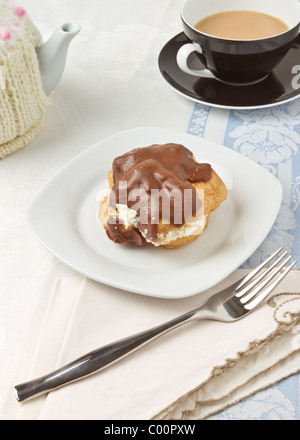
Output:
top-left (36, 23), bottom-right (81, 95)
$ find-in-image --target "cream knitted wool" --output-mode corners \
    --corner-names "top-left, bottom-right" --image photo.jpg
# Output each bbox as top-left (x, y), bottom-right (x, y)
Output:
top-left (0, 1), bottom-right (50, 159)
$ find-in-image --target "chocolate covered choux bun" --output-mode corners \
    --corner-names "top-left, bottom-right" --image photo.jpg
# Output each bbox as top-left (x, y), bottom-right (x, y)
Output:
top-left (98, 143), bottom-right (227, 248)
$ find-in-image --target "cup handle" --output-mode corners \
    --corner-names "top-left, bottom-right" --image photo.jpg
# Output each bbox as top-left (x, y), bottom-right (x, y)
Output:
top-left (177, 42), bottom-right (216, 78)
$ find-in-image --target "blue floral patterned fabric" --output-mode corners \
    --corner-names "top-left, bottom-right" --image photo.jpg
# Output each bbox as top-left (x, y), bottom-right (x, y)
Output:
top-left (187, 102), bottom-right (300, 420)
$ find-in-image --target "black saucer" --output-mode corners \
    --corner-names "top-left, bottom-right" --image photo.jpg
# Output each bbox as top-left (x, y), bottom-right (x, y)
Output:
top-left (158, 33), bottom-right (300, 110)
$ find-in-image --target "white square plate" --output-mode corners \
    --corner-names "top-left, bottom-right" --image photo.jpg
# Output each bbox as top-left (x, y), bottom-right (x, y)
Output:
top-left (27, 127), bottom-right (282, 299)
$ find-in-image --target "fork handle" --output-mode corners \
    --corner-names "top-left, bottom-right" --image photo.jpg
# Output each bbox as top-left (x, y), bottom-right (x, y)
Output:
top-left (15, 309), bottom-right (200, 402)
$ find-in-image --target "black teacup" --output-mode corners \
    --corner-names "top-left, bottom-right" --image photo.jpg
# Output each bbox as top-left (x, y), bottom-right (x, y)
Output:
top-left (177, 0), bottom-right (300, 85)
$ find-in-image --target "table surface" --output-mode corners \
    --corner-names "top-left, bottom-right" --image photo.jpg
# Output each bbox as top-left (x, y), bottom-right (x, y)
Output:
top-left (1, 0), bottom-right (299, 420)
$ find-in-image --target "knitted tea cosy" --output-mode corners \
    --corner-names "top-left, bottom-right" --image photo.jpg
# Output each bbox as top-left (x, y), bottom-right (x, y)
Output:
top-left (0, 1), bottom-right (50, 158)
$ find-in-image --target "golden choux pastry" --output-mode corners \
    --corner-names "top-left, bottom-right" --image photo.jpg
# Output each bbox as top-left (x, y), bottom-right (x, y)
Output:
top-left (98, 143), bottom-right (227, 248)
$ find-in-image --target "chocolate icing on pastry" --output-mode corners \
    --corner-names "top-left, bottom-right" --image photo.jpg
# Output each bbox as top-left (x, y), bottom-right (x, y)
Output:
top-left (106, 217), bottom-right (145, 246)
top-left (112, 143), bottom-right (212, 184)
top-left (107, 143), bottom-right (212, 244)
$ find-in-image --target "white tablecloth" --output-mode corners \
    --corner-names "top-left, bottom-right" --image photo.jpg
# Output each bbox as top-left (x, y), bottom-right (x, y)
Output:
top-left (1, 0), bottom-right (299, 420)
top-left (0, 0), bottom-right (193, 420)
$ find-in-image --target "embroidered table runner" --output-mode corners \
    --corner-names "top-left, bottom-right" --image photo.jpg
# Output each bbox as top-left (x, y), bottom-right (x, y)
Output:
top-left (186, 101), bottom-right (300, 419)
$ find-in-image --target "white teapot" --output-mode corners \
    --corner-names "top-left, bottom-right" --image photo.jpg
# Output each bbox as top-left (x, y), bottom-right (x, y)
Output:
top-left (0, 1), bottom-right (80, 158)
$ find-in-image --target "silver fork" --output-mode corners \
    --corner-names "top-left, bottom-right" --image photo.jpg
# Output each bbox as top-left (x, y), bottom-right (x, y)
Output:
top-left (14, 247), bottom-right (296, 403)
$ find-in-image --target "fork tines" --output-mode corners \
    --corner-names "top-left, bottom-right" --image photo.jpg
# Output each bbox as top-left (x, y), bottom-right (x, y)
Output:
top-left (235, 247), bottom-right (296, 311)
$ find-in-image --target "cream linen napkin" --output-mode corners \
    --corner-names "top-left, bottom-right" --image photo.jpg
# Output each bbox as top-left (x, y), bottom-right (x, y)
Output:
top-left (17, 270), bottom-right (300, 420)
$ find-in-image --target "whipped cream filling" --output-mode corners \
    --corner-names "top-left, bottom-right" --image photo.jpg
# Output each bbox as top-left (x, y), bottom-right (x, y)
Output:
top-left (116, 203), bottom-right (207, 247)
top-left (116, 203), bottom-right (139, 229)
top-left (156, 215), bottom-right (207, 245)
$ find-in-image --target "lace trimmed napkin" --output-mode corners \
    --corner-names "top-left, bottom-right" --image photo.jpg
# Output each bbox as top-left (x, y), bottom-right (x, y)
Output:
top-left (17, 270), bottom-right (300, 420)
